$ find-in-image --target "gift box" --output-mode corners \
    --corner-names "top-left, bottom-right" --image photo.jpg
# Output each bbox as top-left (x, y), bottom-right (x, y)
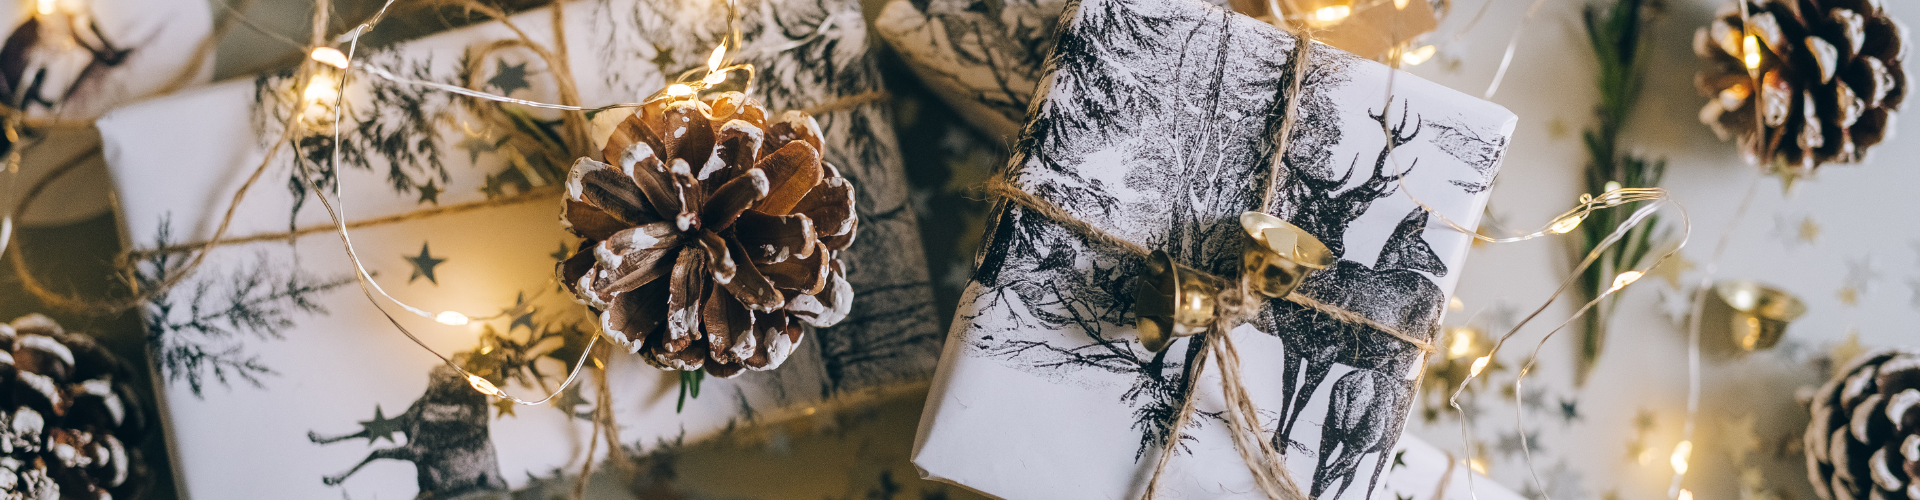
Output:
top-left (910, 0), bottom-right (1514, 498)
top-left (873, 0), bottom-right (1227, 140)
top-left (95, 0), bottom-right (939, 497)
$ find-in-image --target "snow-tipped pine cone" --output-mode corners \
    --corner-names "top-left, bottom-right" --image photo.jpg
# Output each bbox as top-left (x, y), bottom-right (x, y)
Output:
top-left (0, 315), bottom-right (145, 500)
top-left (1807, 349), bottom-right (1920, 500)
top-left (1695, 0), bottom-right (1908, 178)
top-left (559, 91), bottom-right (857, 378)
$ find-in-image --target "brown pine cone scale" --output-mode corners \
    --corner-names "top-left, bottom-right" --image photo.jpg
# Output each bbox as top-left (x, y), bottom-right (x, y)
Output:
top-left (560, 92), bottom-right (856, 378)
top-left (1808, 350), bottom-right (1920, 500)
top-left (0, 315), bottom-right (145, 500)
top-left (1695, 0), bottom-right (1907, 178)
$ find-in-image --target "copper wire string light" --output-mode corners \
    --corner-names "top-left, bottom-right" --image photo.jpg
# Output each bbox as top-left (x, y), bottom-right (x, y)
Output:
top-left (293, 0), bottom-right (755, 404)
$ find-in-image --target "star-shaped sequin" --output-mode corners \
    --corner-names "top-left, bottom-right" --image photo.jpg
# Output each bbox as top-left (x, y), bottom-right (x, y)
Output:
top-left (416, 180), bottom-right (442, 205)
top-left (405, 242), bottom-right (447, 285)
top-left (551, 242), bottom-right (572, 262)
top-left (1496, 431), bottom-right (1542, 457)
top-left (1559, 398), bottom-right (1582, 423)
top-left (487, 60), bottom-right (531, 96)
top-left (493, 397), bottom-right (518, 418)
top-left (1648, 254), bottom-right (1695, 288)
top-left (1838, 285), bottom-right (1860, 306)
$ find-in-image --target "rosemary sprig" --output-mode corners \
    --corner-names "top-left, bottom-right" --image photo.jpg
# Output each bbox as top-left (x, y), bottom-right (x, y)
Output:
top-left (1575, 0), bottom-right (1667, 385)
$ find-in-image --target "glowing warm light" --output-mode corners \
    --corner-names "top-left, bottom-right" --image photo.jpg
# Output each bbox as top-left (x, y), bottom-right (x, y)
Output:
top-left (1468, 355), bottom-right (1492, 377)
top-left (1670, 440), bottom-right (1693, 474)
top-left (1467, 458), bottom-right (1488, 475)
top-left (665, 84), bottom-right (696, 99)
top-left (1611, 271), bottom-right (1644, 292)
top-left (310, 47), bottom-right (350, 70)
top-left (1446, 327), bottom-right (1476, 359)
top-left (1636, 447), bottom-right (1654, 465)
top-left (1394, 0), bottom-right (1410, 8)
top-left (1310, 5), bottom-right (1352, 25)
top-left (302, 75), bottom-right (340, 105)
top-left (36, 0), bottom-right (56, 16)
top-left (435, 311), bottom-right (471, 326)
top-left (1549, 215), bottom-right (1584, 234)
top-left (707, 43), bottom-right (728, 73)
top-left (1448, 297), bottom-right (1464, 311)
top-left (467, 375), bottom-right (505, 397)
top-left (704, 71), bottom-right (728, 86)
top-left (1678, 490), bottom-right (1693, 500)
top-left (1742, 35), bottom-right (1762, 70)
top-left (1401, 45), bottom-right (1437, 66)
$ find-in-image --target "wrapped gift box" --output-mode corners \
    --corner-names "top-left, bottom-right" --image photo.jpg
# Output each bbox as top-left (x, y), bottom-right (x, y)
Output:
top-left (872, 0), bottom-right (1227, 140)
top-left (95, 0), bottom-right (940, 497)
top-left (910, 0), bottom-right (1514, 498)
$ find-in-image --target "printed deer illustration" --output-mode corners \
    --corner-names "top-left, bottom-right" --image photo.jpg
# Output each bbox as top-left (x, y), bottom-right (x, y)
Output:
top-left (309, 364), bottom-right (509, 498)
top-left (1259, 102), bottom-right (1447, 497)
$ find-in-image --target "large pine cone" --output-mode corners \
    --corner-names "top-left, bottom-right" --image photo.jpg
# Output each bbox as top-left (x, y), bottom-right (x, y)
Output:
top-left (559, 91), bottom-right (857, 378)
top-left (1807, 349), bottom-right (1920, 500)
top-left (1694, 0), bottom-right (1907, 178)
top-left (0, 315), bottom-right (145, 500)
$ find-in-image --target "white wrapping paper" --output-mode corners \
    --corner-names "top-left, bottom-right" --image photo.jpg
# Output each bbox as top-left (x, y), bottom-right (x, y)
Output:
top-left (96, 0), bottom-right (939, 497)
top-left (911, 0), bottom-right (1515, 498)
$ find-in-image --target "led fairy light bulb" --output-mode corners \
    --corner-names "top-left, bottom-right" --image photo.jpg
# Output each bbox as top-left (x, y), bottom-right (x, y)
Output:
top-left (1742, 35), bottom-right (1762, 70)
top-left (36, 0), bottom-right (56, 16)
top-left (310, 47), bottom-right (350, 70)
top-left (1670, 440), bottom-right (1692, 474)
top-left (1400, 45), bottom-right (1437, 66)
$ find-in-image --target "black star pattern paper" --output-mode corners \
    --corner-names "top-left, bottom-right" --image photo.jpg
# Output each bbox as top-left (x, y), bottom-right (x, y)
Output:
top-left (487, 60), bottom-right (531, 96)
top-left (417, 180), bottom-right (441, 205)
top-left (405, 242), bottom-right (447, 285)
top-left (359, 405), bottom-right (405, 444)
top-left (1559, 398), bottom-right (1582, 423)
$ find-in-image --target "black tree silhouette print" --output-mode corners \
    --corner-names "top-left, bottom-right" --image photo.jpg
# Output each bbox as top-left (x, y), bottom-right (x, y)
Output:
top-left (137, 221), bottom-right (353, 396)
top-left (955, 0), bottom-right (1501, 497)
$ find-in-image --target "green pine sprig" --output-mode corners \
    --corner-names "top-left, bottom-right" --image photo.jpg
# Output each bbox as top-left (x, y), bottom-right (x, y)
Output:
top-left (1575, 0), bottom-right (1668, 385)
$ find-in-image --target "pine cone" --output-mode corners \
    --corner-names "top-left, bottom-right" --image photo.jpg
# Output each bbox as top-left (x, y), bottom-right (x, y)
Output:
top-left (1694, 0), bottom-right (1907, 178)
top-left (559, 91), bottom-right (857, 378)
top-left (1806, 349), bottom-right (1920, 500)
top-left (0, 315), bottom-right (146, 500)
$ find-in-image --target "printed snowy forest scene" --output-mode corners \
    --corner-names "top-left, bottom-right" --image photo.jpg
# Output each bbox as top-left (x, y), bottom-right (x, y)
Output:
top-left (922, 0), bottom-right (1515, 498)
top-left (98, 0), bottom-right (940, 498)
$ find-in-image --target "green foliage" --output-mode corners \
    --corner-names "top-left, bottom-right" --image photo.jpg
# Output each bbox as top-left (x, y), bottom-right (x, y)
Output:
top-left (1575, 0), bottom-right (1668, 383)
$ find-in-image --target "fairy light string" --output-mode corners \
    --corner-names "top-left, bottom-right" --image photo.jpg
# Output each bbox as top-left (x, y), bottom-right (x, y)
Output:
top-left (293, 0), bottom-right (770, 408)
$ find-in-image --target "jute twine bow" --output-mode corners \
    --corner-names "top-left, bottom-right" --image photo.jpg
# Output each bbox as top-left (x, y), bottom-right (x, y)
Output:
top-left (984, 28), bottom-right (1437, 500)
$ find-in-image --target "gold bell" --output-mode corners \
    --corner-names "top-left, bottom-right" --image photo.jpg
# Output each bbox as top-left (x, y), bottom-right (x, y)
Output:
top-left (1714, 280), bottom-right (1806, 352)
top-left (1240, 212), bottom-right (1335, 299)
top-left (1135, 250), bottom-right (1219, 352)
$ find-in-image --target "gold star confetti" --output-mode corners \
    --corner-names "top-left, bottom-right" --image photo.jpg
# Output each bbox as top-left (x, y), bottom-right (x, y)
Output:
top-left (493, 397), bottom-right (518, 418)
top-left (1838, 285), bottom-right (1860, 306)
top-left (1799, 217), bottom-right (1821, 244)
top-left (1648, 254), bottom-right (1695, 288)
top-left (1725, 414), bottom-right (1760, 464)
top-left (1831, 330), bottom-right (1866, 376)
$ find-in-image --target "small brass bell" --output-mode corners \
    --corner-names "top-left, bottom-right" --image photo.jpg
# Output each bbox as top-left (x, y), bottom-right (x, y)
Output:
top-left (1135, 250), bottom-right (1219, 353)
top-left (1240, 212), bottom-right (1335, 299)
top-left (1714, 280), bottom-right (1806, 352)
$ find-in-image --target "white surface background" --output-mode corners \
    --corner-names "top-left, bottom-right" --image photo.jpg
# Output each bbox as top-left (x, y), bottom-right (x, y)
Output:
top-left (1402, 1), bottom-right (1920, 499)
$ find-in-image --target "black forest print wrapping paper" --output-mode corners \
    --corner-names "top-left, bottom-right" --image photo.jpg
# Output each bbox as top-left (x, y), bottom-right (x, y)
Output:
top-left (911, 0), bottom-right (1515, 498)
top-left (95, 0), bottom-right (939, 497)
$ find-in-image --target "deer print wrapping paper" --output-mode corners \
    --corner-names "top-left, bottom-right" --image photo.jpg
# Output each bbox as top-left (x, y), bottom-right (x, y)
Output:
top-left (909, 0), bottom-right (1515, 498)
top-left (94, 0), bottom-right (940, 498)
top-left (872, 0), bottom-right (1229, 140)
